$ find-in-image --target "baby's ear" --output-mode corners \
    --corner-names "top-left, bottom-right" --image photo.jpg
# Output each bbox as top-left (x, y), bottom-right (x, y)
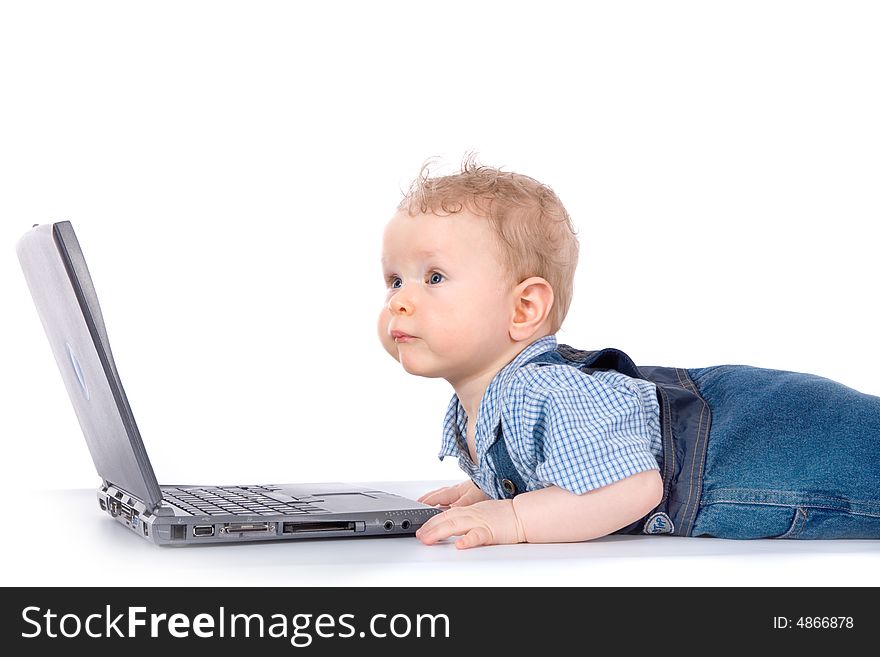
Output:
top-left (509, 277), bottom-right (554, 342)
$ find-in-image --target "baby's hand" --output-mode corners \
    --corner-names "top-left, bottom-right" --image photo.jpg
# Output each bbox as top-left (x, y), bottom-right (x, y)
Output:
top-left (415, 499), bottom-right (526, 549)
top-left (417, 480), bottom-right (489, 508)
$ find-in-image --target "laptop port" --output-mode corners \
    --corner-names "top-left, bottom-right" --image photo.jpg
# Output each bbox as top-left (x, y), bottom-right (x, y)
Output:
top-left (192, 525), bottom-right (214, 537)
top-left (282, 521), bottom-right (357, 534)
top-left (401, 519), bottom-right (411, 530)
top-left (383, 520), bottom-right (394, 531)
top-left (220, 522), bottom-right (275, 534)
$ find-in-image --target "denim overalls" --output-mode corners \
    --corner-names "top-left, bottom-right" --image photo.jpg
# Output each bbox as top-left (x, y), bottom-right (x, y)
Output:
top-left (488, 344), bottom-right (880, 539)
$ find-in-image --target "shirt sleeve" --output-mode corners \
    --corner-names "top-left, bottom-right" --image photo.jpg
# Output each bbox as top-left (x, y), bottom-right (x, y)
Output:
top-left (507, 365), bottom-right (661, 495)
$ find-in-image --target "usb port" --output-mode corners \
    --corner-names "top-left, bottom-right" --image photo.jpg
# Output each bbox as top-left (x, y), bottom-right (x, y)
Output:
top-left (192, 525), bottom-right (214, 537)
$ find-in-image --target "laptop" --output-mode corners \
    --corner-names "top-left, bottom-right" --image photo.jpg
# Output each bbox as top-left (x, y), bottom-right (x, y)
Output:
top-left (17, 221), bottom-right (442, 546)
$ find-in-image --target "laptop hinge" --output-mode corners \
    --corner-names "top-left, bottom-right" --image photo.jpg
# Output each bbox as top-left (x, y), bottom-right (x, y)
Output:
top-left (104, 481), bottom-right (174, 516)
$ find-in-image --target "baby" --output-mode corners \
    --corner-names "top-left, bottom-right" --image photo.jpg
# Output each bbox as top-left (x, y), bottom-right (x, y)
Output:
top-left (377, 157), bottom-right (880, 549)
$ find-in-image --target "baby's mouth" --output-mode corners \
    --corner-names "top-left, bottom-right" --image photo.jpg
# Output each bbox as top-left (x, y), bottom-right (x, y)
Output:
top-left (391, 330), bottom-right (417, 343)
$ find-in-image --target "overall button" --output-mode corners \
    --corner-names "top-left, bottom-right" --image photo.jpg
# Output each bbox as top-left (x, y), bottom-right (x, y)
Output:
top-left (501, 479), bottom-right (517, 495)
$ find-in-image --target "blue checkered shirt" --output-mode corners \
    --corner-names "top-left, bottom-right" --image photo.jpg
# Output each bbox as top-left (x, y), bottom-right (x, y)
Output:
top-left (439, 335), bottom-right (662, 498)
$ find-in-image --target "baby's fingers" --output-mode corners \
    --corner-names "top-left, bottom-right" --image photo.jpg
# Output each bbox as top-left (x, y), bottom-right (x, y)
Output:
top-left (417, 487), bottom-right (454, 505)
top-left (415, 510), bottom-right (467, 545)
top-left (456, 487), bottom-right (490, 506)
top-left (446, 493), bottom-right (470, 507)
top-left (455, 526), bottom-right (493, 550)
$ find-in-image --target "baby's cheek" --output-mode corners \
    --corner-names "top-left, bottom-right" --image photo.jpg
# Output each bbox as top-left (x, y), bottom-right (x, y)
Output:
top-left (376, 311), bottom-right (399, 361)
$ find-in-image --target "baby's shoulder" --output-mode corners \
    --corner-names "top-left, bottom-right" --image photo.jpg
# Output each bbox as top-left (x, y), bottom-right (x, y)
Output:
top-left (506, 362), bottom-right (644, 401)
top-left (510, 362), bottom-right (588, 390)
top-left (506, 363), bottom-right (602, 402)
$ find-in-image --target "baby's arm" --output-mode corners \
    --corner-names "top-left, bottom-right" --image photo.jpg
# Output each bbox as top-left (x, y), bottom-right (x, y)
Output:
top-left (416, 469), bottom-right (663, 548)
top-left (513, 470), bottom-right (662, 542)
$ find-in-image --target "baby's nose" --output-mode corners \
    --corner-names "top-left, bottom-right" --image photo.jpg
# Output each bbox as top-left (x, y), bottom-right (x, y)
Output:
top-left (389, 293), bottom-right (413, 315)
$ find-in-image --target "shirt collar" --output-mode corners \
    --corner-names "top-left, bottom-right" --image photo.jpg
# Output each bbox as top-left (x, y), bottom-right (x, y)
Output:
top-left (439, 335), bottom-right (559, 465)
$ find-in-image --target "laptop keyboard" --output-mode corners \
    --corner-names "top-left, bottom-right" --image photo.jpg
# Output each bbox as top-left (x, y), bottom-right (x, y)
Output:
top-left (162, 485), bottom-right (326, 517)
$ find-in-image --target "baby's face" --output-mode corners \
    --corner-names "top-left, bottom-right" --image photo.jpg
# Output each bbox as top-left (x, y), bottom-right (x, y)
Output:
top-left (378, 210), bottom-right (516, 385)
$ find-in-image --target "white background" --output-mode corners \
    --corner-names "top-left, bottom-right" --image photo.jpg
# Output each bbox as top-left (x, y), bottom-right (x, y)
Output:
top-left (1, 1), bottom-right (878, 584)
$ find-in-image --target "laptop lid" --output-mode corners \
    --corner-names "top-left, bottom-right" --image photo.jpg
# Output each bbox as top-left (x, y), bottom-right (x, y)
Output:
top-left (17, 222), bottom-right (163, 511)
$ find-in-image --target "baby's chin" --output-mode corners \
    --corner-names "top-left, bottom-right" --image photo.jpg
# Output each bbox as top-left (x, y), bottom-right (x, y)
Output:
top-left (397, 346), bottom-right (447, 379)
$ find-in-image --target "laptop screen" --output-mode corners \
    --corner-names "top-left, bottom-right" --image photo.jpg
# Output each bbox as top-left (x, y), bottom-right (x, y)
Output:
top-left (17, 222), bottom-right (163, 511)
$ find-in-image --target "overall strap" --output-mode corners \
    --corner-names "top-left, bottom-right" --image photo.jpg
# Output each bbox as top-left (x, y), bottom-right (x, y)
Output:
top-left (554, 344), bottom-right (645, 380)
top-left (486, 427), bottom-right (528, 499)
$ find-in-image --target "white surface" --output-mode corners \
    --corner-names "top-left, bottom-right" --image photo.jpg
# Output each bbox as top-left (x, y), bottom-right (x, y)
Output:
top-left (2, 3), bottom-right (879, 585)
top-left (9, 482), bottom-right (879, 587)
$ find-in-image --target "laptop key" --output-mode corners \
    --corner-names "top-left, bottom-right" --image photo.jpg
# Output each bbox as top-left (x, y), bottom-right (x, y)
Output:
top-left (264, 491), bottom-right (299, 503)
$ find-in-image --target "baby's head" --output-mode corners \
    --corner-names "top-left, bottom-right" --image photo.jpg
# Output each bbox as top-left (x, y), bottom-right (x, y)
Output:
top-left (378, 156), bottom-right (579, 387)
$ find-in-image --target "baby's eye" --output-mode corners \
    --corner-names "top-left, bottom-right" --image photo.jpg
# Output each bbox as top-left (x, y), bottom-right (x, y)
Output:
top-left (428, 272), bottom-right (445, 285)
top-left (387, 276), bottom-right (402, 289)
